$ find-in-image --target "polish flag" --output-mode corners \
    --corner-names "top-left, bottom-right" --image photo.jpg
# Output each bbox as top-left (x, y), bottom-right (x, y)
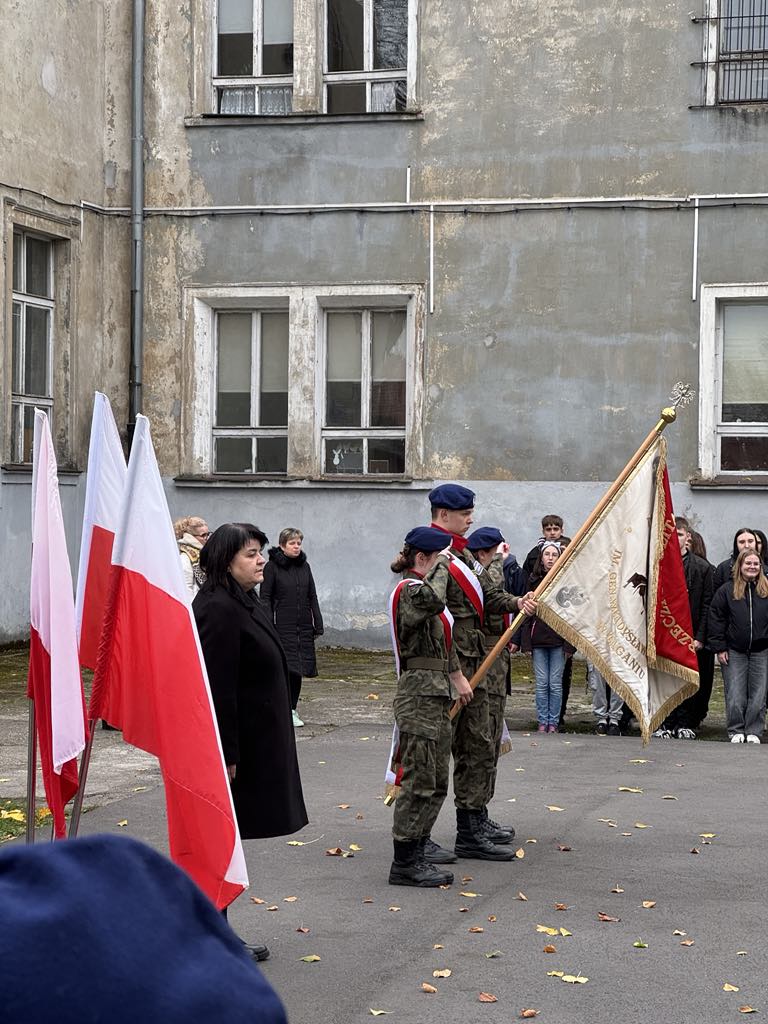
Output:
top-left (75, 393), bottom-right (127, 670)
top-left (88, 415), bottom-right (248, 908)
top-left (28, 410), bottom-right (87, 838)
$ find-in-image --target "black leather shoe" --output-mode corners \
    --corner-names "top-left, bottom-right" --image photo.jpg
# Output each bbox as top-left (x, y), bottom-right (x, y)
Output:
top-left (480, 810), bottom-right (515, 844)
top-left (389, 839), bottom-right (454, 886)
top-left (243, 942), bottom-right (270, 962)
top-left (455, 810), bottom-right (516, 861)
top-left (422, 837), bottom-right (458, 864)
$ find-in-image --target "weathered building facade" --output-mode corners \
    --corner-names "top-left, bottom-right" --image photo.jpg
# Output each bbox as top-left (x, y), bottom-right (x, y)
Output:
top-left (2, 1), bottom-right (768, 644)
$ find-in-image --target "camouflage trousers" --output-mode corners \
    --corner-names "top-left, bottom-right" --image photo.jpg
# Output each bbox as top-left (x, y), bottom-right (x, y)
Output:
top-left (485, 691), bottom-right (507, 805)
top-left (450, 662), bottom-right (494, 811)
top-left (392, 694), bottom-right (452, 842)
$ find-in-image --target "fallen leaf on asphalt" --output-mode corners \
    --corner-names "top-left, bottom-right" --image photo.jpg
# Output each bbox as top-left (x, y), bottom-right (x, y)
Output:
top-left (699, 832), bottom-right (717, 839)
top-left (672, 929), bottom-right (686, 936)
top-left (675, 763), bottom-right (685, 767)
top-left (362, 897), bottom-right (374, 904)
top-left (642, 901), bottom-right (656, 909)
top-left (546, 805), bottom-right (564, 812)
top-left (515, 848), bottom-right (526, 859)
top-left (690, 847), bottom-right (700, 855)
top-left (724, 984), bottom-right (741, 992)
top-left (287, 841), bottom-right (304, 846)
top-left (680, 939), bottom-right (695, 946)
top-left (542, 944), bottom-right (557, 953)
top-left (358, 737), bottom-right (370, 741)
top-left (547, 971), bottom-right (564, 977)
top-left (526, 838), bottom-right (538, 844)
top-left (459, 907), bottom-right (469, 912)
top-left (537, 926), bottom-right (559, 935)
top-left (250, 897), bottom-right (266, 905)
top-left (299, 955), bottom-right (321, 962)
top-left (738, 1007), bottom-right (757, 1014)
top-left (460, 891), bottom-right (479, 898)
top-left (462, 875), bottom-right (474, 882)
top-left (440, 884), bottom-right (452, 890)
top-left (634, 822), bottom-right (652, 829)
top-left (338, 804), bottom-right (350, 809)
top-left (520, 1010), bottom-right (540, 1018)
top-left (267, 906), bottom-right (279, 912)
top-left (598, 818), bottom-right (617, 827)
top-left (317, 761), bottom-right (326, 765)
top-left (629, 759), bottom-right (650, 764)
top-left (515, 767), bottom-right (526, 772)
top-left (611, 885), bottom-right (625, 893)
top-left (433, 969), bottom-right (452, 978)
top-left (366, 693), bottom-right (380, 700)
top-left (702, 839), bottom-right (712, 845)
top-left (556, 843), bottom-right (572, 852)
top-left (555, 903), bottom-right (569, 911)
top-left (369, 1011), bottom-right (390, 1016)
top-left (561, 974), bottom-right (588, 984)
top-left (296, 927), bottom-right (310, 934)
top-left (516, 892), bottom-right (529, 901)
top-left (619, 786), bottom-right (643, 793)
top-left (433, 944), bottom-right (444, 949)
top-left (349, 844), bottom-right (362, 852)
top-left (284, 896), bottom-right (298, 902)
top-left (488, 915), bottom-right (497, 922)
top-left (485, 950), bottom-right (504, 958)
top-left (421, 983), bottom-right (437, 994)
top-left (469, 926), bottom-right (485, 933)
top-left (132, 786), bottom-right (148, 792)
top-left (621, 832), bottom-right (633, 836)
top-left (388, 906), bottom-right (401, 912)
top-left (559, 928), bottom-right (572, 937)
top-left (117, 820), bottom-right (128, 827)
top-left (633, 939), bottom-right (648, 948)
top-left (356, 813), bottom-right (364, 820)
top-left (598, 912), bottom-right (620, 922)
top-left (478, 992), bottom-right (498, 1002)
top-left (662, 795), bottom-right (678, 800)
top-left (325, 847), bottom-right (354, 857)
top-left (737, 951), bottom-right (748, 956)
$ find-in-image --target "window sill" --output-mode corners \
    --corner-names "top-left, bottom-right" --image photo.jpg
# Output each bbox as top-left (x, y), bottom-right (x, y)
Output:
top-left (174, 474), bottom-right (432, 490)
top-left (2, 464), bottom-right (81, 482)
top-left (185, 111), bottom-right (424, 128)
top-left (689, 474), bottom-right (768, 490)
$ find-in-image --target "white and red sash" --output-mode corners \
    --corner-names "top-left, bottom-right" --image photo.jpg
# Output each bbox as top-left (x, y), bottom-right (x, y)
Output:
top-left (446, 554), bottom-right (485, 626)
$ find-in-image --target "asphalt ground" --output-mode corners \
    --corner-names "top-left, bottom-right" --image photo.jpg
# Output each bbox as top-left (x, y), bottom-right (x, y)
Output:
top-left (71, 724), bottom-right (767, 1024)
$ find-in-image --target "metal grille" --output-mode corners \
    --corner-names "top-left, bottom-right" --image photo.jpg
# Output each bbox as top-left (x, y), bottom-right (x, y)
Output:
top-left (718, 1), bottom-right (768, 102)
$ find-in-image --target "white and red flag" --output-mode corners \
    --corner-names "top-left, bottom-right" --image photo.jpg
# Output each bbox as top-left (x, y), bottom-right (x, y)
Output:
top-left (88, 415), bottom-right (248, 908)
top-left (75, 392), bottom-right (127, 670)
top-left (534, 435), bottom-right (698, 741)
top-left (28, 410), bottom-right (87, 838)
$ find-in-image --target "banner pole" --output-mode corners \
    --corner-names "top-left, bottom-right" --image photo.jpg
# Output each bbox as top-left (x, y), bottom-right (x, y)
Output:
top-left (25, 700), bottom-right (37, 843)
top-left (449, 406), bottom-right (679, 719)
top-left (68, 719), bottom-right (96, 838)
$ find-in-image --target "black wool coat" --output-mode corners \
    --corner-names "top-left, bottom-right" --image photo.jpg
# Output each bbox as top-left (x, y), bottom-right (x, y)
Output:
top-left (260, 548), bottom-right (324, 678)
top-left (193, 579), bottom-right (308, 841)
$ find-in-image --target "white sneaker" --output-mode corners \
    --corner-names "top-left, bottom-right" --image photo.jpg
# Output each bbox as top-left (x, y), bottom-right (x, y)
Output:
top-left (730, 734), bottom-right (745, 743)
top-left (676, 727), bottom-right (696, 740)
top-left (746, 734), bottom-right (761, 744)
top-left (292, 709), bottom-right (304, 728)
top-left (652, 728), bottom-right (672, 739)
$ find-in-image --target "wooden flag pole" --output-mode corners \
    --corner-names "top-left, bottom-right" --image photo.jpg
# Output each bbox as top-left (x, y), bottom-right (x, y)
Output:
top-left (449, 403), bottom-right (681, 720)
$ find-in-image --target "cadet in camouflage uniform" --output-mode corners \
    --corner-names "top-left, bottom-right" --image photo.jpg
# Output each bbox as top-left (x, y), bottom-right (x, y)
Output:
top-left (388, 527), bottom-right (474, 887)
top-left (467, 527), bottom-right (513, 814)
top-left (427, 485), bottom-right (536, 862)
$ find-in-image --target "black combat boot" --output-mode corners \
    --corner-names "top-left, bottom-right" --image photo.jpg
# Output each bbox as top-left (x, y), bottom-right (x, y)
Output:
top-left (455, 809), bottom-right (516, 861)
top-left (479, 807), bottom-right (515, 844)
top-left (389, 839), bottom-right (454, 886)
top-left (421, 836), bottom-right (458, 864)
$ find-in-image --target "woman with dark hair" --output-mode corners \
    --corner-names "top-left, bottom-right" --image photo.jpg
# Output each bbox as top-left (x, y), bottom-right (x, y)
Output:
top-left (712, 528), bottom-right (758, 590)
top-left (193, 523), bottom-right (307, 960)
top-left (752, 529), bottom-right (768, 570)
top-left (260, 528), bottom-right (324, 729)
top-left (708, 548), bottom-right (768, 744)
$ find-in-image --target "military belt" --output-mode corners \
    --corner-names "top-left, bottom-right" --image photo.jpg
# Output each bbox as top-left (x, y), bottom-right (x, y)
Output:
top-left (402, 657), bottom-right (450, 672)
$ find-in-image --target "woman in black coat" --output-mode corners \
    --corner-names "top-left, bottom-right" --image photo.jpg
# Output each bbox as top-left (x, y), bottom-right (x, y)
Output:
top-left (193, 523), bottom-right (308, 960)
top-left (260, 528), bottom-right (324, 728)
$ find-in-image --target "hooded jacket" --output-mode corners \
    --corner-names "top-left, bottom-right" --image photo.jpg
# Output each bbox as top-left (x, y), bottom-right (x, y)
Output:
top-left (260, 547), bottom-right (324, 677)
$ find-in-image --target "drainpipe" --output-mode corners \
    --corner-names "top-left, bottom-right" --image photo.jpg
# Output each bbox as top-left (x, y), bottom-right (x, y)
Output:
top-left (128, 0), bottom-right (145, 444)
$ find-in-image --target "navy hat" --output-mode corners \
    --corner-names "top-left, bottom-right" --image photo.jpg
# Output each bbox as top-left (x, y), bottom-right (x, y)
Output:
top-left (404, 526), bottom-right (451, 552)
top-left (0, 834), bottom-right (287, 1024)
top-left (428, 483), bottom-right (475, 510)
top-left (467, 526), bottom-right (505, 551)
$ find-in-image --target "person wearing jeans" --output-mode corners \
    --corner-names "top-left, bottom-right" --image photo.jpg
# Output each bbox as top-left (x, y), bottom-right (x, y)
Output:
top-left (707, 549), bottom-right (768, 744)
top-left (588, 661), bottom-right (623, 736)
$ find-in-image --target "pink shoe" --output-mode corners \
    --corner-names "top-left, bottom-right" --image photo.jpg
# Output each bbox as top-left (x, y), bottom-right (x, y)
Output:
top-left (537, 724), bottom-right (547, 733)
top-left (547, 724), bottom-right (557, 733)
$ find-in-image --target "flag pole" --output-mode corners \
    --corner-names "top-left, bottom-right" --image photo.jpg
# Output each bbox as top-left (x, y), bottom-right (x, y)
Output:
top-left (68, 719), bottom-right (96, 838)
top-left (449, 402), bottom-right (684, 720)
top-left (25, 701), bottom-right (37, 843)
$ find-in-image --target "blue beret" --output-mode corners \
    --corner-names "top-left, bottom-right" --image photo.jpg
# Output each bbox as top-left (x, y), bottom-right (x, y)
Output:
top-left (405, 526), bottom-right (451, 552)
top-left (467, 526), bottom-right (505, 551)
top-left (428, 483), bottom-right (475, 510)
top-left (0, 834), bottom-right (287, 1024)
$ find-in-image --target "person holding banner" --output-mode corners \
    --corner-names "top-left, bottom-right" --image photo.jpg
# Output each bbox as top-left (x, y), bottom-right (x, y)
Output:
top-left (428, 484), bottom-right (535, 861)
top-left (387, 527), bottom-right (472, 886)
top-left (707, 548), bottom-right (768, 744)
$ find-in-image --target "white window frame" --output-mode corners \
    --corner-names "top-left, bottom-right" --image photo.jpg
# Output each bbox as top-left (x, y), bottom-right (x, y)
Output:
top-left (702, 0), bottom-right (768, 105)
top-left (213, 0), bottom-right (294, 114)
top-left (698, 282), bottom-right (768, 477)
top-left (322, 0), bottom-right (418, 112)
top-left (10, 230), bottom-right (54, 464)
top-left (182, 284), bottom-right (425, 480)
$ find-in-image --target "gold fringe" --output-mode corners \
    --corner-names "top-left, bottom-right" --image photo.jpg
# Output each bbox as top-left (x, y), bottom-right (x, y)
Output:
top-left (645, 437), bottom-right (667, 666)
top-left (383, 783), bottom-right (400, 805)
top-left (499, 737), bottom-right (513, 756)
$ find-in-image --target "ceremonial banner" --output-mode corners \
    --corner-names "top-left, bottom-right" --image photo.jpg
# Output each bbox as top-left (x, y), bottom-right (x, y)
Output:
top-left (88, 415), bottom-right (248, 908)
top-left (28, 410), bottom-right (87, 837)
top-left (75, 393), bottom-right (127, 669)
top-left (535, 435), bottom-right (698, 741)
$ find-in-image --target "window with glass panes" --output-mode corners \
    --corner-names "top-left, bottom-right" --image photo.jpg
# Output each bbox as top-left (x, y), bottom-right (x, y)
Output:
top-left (11, 231), bottom-right (54, 463)
top-left (323, 308), bottom-right (407, 474)
top-left (325, 0), bottom-right (408, 113)
top-left (216, 0), bottom-right (293, 114)
top-left (213, 310), bottom-right (289, 473)
top-left (716, 302), bottom-right (768, 472)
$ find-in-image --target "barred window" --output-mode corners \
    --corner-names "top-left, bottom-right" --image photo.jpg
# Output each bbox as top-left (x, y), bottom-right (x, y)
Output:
top-left (700, 1), bottom-right (768, 104)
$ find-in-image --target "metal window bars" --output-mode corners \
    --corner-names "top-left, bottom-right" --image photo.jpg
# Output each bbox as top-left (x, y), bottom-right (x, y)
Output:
top-left (692, 2), bottom-right (768, 103)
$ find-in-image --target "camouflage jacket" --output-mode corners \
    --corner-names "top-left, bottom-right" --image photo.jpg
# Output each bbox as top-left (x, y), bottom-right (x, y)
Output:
top-left (395, 557), bottom-right (459, 698)
top-left (444, 546), bottom-right (521, 662)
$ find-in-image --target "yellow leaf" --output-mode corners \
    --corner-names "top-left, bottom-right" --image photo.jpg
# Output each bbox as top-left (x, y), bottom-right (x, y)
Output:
top-left (546, 805), bottom-right (564, 812)
top-left (338, 804), bottom-right (351, 809)
top-left (699, 832), bottom-right (717, 839)
top-left (132, 786), bottom-right (148, 793)
top-left (634, 939), bottom-right (648, 948)
top-left (485, 950), bottom-right (503, 958)
top-left (724, 984), bottom-right (741, 992)
top-left (460, 891), bottom-right (479, 898)
top-left (738, 1007), bottom-right (758, 1014)
top-left (634, 822), bottom-right (652, 829)
top-left (619, 786), bottom-right (643, 793)
top-left (737, 951), bottom-right (748, 956)
top-left (621, 832), bottom-right (633, 837)
top-left (362, 897), bottom-right (374, 904)
top-left (611, 885), bottom-right (625, 893)
top-left (283, 896), bottom-right (298, 903)
top-left (299, 955), bottom-right (321, 962)
top-left (317, 761), bottom-right (326, 765)
top-left (358, 736), bottom-right (370, 741)
top-left (117, 819), bottom-right (128, 827)
top-left (536, 926), bottom-right (559, 936)
top-left (468, 926), bottom-right (484, 933)
top-left (662, 795), bottom-right (678, 800)
top-left (515, 767), bottom-right (526, 772)
top-left (36, 808), bottom-right (52, 821)
top-left (546, 970), bottom-right (564, 977)
top-left (369, 1011), bottom-right (390, 1016)
top-left (559, 927), bottom-right (572, 937)
top-left (629, 758), bottom-right (650, 764)
top-left (526, 838), bottom-right (538, 844)
top-left (672, 929), bottom-right (686, 936)
top-left (520, 1011), bottom-right (540, 1018)
top-left (267, 905), bottom-right (279, 912)
top-left (680, 939), bottom-right (695, 947)
top-left (433, 944), bottom-right (444, 949)
top-left (250, 897), bottom-right (266, 905)
top-left (487, 915), bottom-right (497, 922)
top-left (366, 693), bottom-right (380, 700)
top-left (287, 841), bottom-right (305, 846)
top-left (349, 844), bottom-right (362, 852)
top-left (1, 810), bottom-right (25, 822)
top-left (515, 848), bottom-right (525, 859)
top-left (433, 969), bottom-right (452, 978)
top-left (642, 901), bottom-right (656, 909)
top-left (478, 992), bottom-right (498, 1002)
top-left (388, 906), bottom-right (401, 912)
top-left (421, 983), bottom-right (437, 994)
top-left (562, 975), bottom-right (588, 984)
top-left (516, 892), bottom-right (529, 901)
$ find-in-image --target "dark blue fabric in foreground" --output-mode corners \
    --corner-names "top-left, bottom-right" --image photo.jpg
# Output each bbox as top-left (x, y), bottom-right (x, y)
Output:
top-left (0, 833), bottom-right (286, 1024)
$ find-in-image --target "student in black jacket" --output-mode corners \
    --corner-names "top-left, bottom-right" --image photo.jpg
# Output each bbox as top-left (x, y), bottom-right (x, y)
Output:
top-left (712, 528), bottom-right (758, 591)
